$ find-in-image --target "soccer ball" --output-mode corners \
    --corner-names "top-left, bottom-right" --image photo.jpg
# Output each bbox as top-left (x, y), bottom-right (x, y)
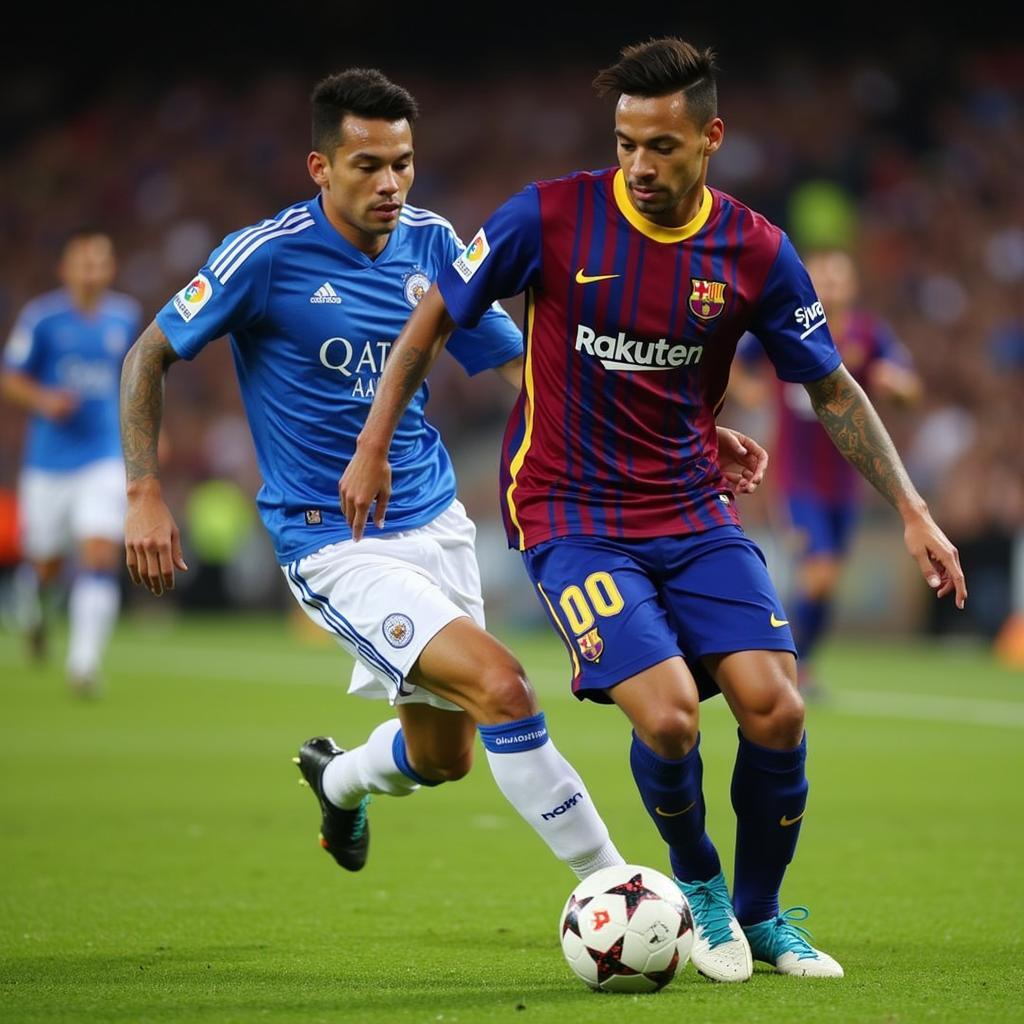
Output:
top-left (558, 863), bottom-right (693, 993)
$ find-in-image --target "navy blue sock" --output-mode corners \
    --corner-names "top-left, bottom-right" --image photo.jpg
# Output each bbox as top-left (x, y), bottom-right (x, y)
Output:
top-left (731, 730), bottom-right (808, 926)
top-left (629, 731), bottom-right (720, 883)
top-left (793, 594), bottom-right (829, 660)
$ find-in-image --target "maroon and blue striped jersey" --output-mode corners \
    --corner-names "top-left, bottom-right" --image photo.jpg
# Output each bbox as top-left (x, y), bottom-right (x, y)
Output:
top-left (739, 309), bottom-right (909, 504)
top-left (437, 167), bottom-right (841, 551)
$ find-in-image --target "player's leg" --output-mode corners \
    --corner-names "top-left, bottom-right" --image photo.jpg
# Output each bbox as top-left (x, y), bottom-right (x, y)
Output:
top-left (66, 459), bottom-right (126, 693)
top-left (522, 533), bottom-right (750, 981)
top-left (286, 517), bottom-right (620, 878)
top-left (787, 496), bottom-right (856, 693)
top-left (409, 616), bottom-right (622, 880)
top-left (15, 468), bottom-right (72, 662)
top-left (668, 526), bottom-right (841, 977)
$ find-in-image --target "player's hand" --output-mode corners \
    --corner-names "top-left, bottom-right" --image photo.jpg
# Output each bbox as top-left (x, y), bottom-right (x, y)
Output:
top-left (124, 485), bottom-right (188, 597)
top-left (903, 508), bottom-right (966, 609)
top-left (716, 426), bottom-right (769, 494)
top-left (339, 445), bottom-right (392, 542)
top-left (41, 389), bottom-right (79, 421)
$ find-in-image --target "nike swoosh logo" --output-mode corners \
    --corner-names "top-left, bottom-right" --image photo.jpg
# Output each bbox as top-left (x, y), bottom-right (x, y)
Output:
top-left (655, 800), bottom-right (697, 818)
top-left (770, 613), bottom-right (790, 628)
top-left (779, 811), bottom-right (805, 827)
top-left (575, 269), bottom-right (621, 285)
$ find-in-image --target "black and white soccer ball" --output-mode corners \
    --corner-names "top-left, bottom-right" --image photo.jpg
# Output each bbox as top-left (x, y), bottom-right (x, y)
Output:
top-left (558, 863), bottom-right (693, 992)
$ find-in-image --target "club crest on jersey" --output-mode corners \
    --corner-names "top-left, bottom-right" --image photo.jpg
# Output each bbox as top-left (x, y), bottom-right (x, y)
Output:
top-left (173, 273), bottom-right (213, 322)
top-left (403, 270), bottom-right (431, 307)
top-left (577, 628), bottom-right (604, 663)
top-left (689, 278), bottom-right (727, 320)
top-left (453, 228), bottom-right (490, 282)
top-left (383, 613), bottom-right (414, 649)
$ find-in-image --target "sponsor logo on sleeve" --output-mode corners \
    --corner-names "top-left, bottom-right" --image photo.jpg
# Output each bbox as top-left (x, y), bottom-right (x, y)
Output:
top-left (794, 300), bottom-right (827, 339)
top-left (172, 273), bottom-right (213, 322)
top-left (452, 228), bottom-right (490, 282)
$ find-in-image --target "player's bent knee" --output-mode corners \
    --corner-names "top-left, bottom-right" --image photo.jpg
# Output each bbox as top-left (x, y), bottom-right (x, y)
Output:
top-left (635, 705), bottom-right (699, 758)
top-left (474, 663), bottom-right (538, 724)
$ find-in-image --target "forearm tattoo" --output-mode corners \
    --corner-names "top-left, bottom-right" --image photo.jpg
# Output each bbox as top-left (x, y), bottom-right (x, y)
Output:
top-left (805, 365), bottom-right (916, 509)
top-left (120, 324), bottom-right (176, 483)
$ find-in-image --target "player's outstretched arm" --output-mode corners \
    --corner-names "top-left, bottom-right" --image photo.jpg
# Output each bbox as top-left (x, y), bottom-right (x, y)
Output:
top-left (340, 286), bottom-right (455, 540)
top-left (804, 363), bottom-right (966, 608)
top-left (120, 320), bottom-right (187, 597)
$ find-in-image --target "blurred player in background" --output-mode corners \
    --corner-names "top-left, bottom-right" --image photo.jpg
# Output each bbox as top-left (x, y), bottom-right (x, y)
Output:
top-left (731, 249), bottom-right (922, 695)
top-left (1, 230), bottom-right (140, 695)
top-left (344, 38), bottom-right (966, 982)
top-left (121, 68), bottom-right (646, 885)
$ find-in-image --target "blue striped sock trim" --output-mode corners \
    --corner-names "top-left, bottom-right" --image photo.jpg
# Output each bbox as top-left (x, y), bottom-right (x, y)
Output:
top-left (287, 562), bottom-right (406, 690)
top-left (478, 712), bottom-right (549, 753)
top-left (392, 728), bottom-right (442, 787)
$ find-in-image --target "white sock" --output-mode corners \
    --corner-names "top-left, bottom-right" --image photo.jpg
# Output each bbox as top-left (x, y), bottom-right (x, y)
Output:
top-left (66, 572), bottom-right (120, 680)
top-left (322, 718), bottom-right (422, 809)
top-left (480, 713), bottom-right (624, 880)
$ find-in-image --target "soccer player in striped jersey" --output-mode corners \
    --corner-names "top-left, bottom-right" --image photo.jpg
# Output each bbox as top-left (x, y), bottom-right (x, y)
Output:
top-left (343, 40), bottom-right (966, 981)
top-left (2, 230), bottom-right (140, 695)
top-left (733, 249), bottom-right (922, 695)
top-left (119, 68), bottom-right (634, 887)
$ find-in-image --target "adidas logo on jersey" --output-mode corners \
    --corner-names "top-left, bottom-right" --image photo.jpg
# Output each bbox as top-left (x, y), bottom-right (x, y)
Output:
top-left (310, 282), bottom-right (342, 304)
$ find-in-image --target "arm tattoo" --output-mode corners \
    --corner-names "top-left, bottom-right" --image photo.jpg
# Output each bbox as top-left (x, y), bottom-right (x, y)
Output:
top-left (805, 365), bottom-right (917, 510)
top-left (120, 322), bottom-right (179, 484)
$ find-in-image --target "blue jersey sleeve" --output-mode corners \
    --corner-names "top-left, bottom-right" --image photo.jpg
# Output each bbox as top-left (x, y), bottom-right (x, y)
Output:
top-left (749, 235), bottom-right (842, 383)
top-left (437, 185), bottom-right (542, 329)
top-left (155, 232), bottom-right (271, 360)
top-left (2, 307), bottom-right (43, 376)
top-left (735, 331), bottom-right (765, 368)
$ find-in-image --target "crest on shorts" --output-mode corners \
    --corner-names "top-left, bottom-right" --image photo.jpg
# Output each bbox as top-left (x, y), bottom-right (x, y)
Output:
top-left (689, 278), bottom-right (727, 320)
top-left (577, 628), bottom-right (604, 663)
top-left (383, 613), bottom-right (415, 648)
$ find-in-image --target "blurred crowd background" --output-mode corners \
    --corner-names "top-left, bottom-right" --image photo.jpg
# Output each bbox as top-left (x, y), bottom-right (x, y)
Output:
top-left (1, 12), bottom-right (1021, 643)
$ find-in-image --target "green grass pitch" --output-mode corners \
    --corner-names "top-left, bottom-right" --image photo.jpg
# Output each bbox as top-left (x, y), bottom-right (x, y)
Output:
top-left (2, 614), bottom-right (1022, 1023)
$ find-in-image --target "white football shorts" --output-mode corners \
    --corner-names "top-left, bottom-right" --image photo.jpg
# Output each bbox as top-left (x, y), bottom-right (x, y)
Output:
top-left (283, 499), bottom-right (485, 711)
top-left (19, 457), bottom-right (126, 560)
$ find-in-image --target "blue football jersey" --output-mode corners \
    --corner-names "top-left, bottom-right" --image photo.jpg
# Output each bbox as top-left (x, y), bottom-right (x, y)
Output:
top-left (156, 196), bottom-right (523, 563)
top-left (3, 289), bottom-right (141, 471)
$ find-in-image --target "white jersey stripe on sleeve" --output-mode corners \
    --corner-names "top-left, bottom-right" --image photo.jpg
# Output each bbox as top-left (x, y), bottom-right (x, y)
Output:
top-left (210, 206), bottom-right (311, 278)
top-left (217, 218), bottom-right (316, 284)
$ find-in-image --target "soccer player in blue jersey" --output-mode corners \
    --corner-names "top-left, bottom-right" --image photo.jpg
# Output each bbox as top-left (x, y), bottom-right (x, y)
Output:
top-left (343, 40), bottom-right (967, 981)
top-left (117, 69), bottom-right (646, 885)
top-left (2, 230), bottom-right (140, 694)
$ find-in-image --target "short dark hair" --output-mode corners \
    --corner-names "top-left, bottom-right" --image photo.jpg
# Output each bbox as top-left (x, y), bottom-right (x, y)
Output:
top-left (311, 69), bottom-right (419, 154)
top-left (61, 226), bottom-right (112, 252)
top-left (593, 38), bottom-right (718, 128)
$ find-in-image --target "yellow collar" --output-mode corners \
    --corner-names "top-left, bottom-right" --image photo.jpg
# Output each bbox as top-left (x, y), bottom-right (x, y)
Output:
top-left (613, 170), bottom-right (713, 243)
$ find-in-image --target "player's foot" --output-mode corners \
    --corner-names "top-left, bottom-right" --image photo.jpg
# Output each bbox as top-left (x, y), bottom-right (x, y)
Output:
top-left (295, 736), bottom-right (370, 872)
top-left (676, 871), bottom-right (752, 982)
top-left (743, 906), bottom-right (843, 977)
top-left (67, 672), bottom-right (100, 699)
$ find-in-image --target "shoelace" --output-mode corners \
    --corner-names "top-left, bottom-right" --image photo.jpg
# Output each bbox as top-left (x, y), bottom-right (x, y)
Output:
top-left (768, 906), bottom-right (819, 960)
top-left (684, 879), bottom-right (737, 949)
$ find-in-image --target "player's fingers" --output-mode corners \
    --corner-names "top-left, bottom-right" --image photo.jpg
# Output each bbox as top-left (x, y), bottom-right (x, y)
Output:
top-left (125, 544), bottom-right (141, 585)
top-left (351, 502), bottom-right (370, 543)
top-left (373, 486), bottom-right (390, 530)
top-left (913, 548), bottom-right (941, 591)
top-left (944, 545), bottom-right (967, 609)
top-left (158, 544), bottom-right (176, 592)
top-left (142, 542), bottom-right (165, 597)
top-left (171, 529), bottom-right (189, 573)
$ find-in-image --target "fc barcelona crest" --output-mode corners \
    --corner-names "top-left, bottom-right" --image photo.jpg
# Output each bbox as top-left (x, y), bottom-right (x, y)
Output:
top-left (577, 628), bottom-right (604, 663)
top-left (689, 278), bottom-right (727, 320)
